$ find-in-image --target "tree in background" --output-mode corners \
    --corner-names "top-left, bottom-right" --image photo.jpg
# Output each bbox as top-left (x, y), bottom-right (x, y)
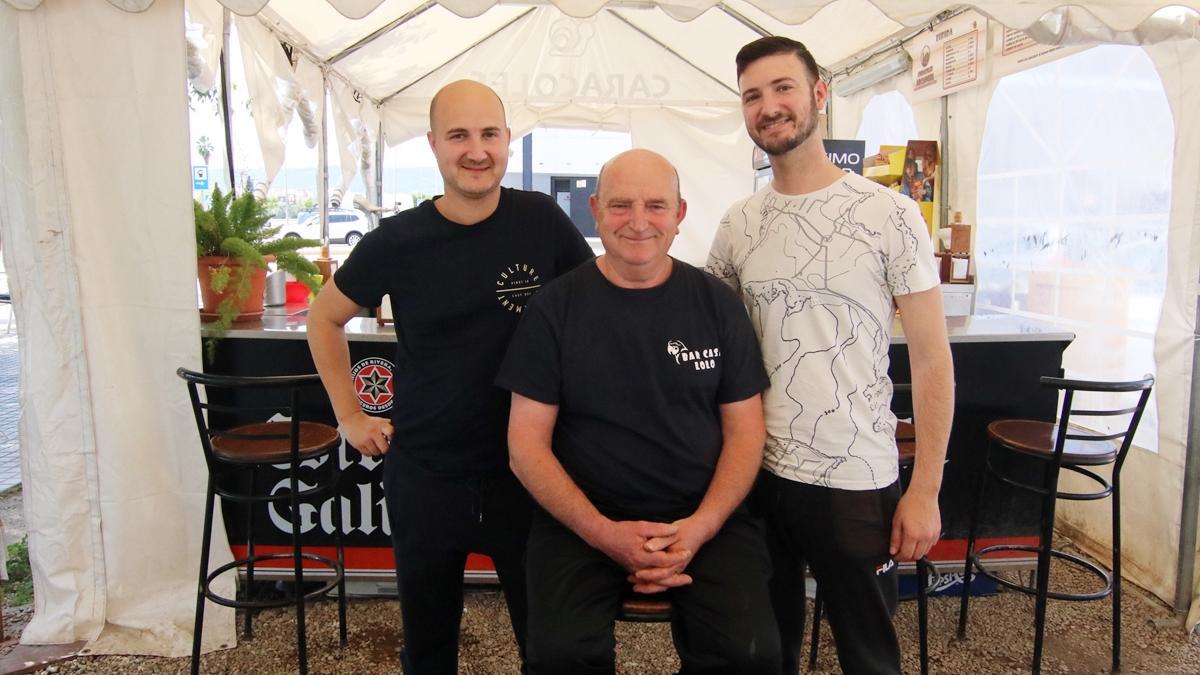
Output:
top-left (197, 135), bottom-right (214, 166)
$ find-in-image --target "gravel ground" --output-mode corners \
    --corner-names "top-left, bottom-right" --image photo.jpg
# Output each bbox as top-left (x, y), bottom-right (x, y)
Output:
top-left (6, 543), bottom-right (1200, 674)
top-left (3, 476), bottom-right (1200, 674)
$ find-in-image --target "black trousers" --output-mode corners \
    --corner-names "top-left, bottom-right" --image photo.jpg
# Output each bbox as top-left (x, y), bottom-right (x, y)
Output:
top-left (384, 451), bottom-right (532, 675)
top-left (749, 470), bottom-right (901, 675)
top-left (524, 509), bottom-right (781, 675)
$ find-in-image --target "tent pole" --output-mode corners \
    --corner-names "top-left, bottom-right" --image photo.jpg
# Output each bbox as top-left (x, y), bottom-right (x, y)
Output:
top-left (318, 68), bottom-right (330, 250)
top-left (717, 4), bottom-right (770, 37)
top-left (823, 92), bottom-right (833, 138)
top-left (1175, 292), bottom-right (1200, 615)
top-left (375, 120), bottom-right (385, 228)
top-left (523, 134), bottom-right (533, 191)
top-left (940, 95), bottom-right (949, 225)
top-left (220, 7), bottom-right (235, 194)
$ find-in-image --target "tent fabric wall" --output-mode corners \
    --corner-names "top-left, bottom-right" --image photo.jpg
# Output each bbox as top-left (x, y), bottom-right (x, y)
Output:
top-left (1145, 37), bottom-right (1200, 627)
top-left (1057, 36), bottom-right (1200, 624)
top-left (0, 0), bottom-right (235, 655)
top-left (0, 1), bottom-right (103, 644)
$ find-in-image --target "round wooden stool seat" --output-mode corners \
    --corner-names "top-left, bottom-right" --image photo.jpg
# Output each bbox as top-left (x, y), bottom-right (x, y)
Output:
top-left (211, 421), bottom-right (340, 463)
top-left (987, 419), bottom-right (1119, 465)
top-left (618, 592), bottom-right (672, 622)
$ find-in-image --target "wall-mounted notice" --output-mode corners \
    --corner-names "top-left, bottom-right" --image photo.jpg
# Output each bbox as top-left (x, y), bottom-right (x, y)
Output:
top-left (992, 24), bottom-right (1087, 79)
top-left (908, 9), bottom-right (988, 103)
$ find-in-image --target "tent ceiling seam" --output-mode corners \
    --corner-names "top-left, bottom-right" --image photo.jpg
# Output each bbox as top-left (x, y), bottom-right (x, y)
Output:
top-left (251, 13), bottom-right (383, 107)
top-left (716, 3), bottom-right (771, 37)
top-left (327, 1), bottom-right (438, 65)
top-left (605, 9), bottom-right (739, 98)
top-left (379, 6), bottom-right (539, 104)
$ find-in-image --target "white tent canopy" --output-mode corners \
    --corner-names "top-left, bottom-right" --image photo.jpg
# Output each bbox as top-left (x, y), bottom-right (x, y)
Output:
top-left (1, 0), bottom-right (1199, 657)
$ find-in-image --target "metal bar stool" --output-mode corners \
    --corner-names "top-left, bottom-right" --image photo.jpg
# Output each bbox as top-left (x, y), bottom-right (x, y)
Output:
top-left (179, 368), bottom-right (348, 675)
top-left (808, 383), bottom-right (938, 675)
top-left (956, 374), bottom-right (1154, 674)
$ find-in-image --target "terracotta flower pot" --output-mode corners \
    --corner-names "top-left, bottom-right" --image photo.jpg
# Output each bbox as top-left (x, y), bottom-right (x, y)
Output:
top-left (198, 256), bottom-right (268, 322)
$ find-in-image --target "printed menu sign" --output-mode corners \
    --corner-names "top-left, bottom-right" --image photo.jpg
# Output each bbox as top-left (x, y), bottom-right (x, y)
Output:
top-left (942, 31), bottom-right (980, 89)
top-left (992, 24), bottom-right (1086, 79)
top-left (908, 9), bottom-right (988, 103)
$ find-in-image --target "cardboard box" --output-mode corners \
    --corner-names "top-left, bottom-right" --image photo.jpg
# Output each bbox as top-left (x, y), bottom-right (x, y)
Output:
top-left (951, 223), bottom-right (972, 254)
top-left (863, 145), bottom-right (907, 186)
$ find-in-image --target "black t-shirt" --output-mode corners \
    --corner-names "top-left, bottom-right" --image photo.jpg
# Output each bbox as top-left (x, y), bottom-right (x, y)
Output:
top-left (495, 260), bottom-right (768, 521)
top-left (333, 188), bottom-right (593, 475)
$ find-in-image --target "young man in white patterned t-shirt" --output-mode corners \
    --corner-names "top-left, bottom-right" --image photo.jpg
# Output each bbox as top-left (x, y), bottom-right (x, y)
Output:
top-left (706, 37), bottom-right (955, 675)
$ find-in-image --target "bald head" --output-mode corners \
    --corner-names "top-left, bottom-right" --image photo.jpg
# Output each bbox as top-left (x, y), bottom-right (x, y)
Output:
top-left (426, 80), bottom-right (511, 206)
top-left (429, 80), bottom-right (507, 133)
top-left (590, 148), bottom-right (686, 286)
top-left (595, 149), bottom-right (681, 204)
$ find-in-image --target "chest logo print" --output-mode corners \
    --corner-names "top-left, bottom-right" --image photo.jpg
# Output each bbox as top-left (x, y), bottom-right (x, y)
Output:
top-left (495, 263), bottom-right (542, 313)
top-left (666, 339), bottom-right (720, 371)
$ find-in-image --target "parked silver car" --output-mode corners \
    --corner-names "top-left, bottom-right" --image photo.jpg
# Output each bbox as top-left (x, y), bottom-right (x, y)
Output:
top-left (276, 208), bottom-right (371, 246)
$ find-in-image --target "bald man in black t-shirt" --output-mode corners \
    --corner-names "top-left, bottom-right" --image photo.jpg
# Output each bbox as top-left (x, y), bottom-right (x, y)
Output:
top-left (497, 149), bottom-right (780, 675)
top-left (308, 80), bottom-right (592, 674)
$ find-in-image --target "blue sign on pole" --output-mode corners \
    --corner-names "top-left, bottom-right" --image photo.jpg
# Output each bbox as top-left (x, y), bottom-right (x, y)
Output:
top-left (193, 165), bottom-right (210, 190)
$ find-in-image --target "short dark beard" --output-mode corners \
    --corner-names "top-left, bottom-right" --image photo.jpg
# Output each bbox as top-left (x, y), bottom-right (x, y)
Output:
top-left (751, 99), bottom-right (819, 157)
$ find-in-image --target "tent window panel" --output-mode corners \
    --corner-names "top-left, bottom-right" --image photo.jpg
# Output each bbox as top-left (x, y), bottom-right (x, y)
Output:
top-left (855, 91), bottom-right (917, 153)
top-left (974, 45), bottom-right (1173, 451)
top-left (976, 176), bottom-right (1017, 218)
top-left (1062, 168), bottom-right (1114, 219)
top-left (1016, 173), bottom-right (1064, 222)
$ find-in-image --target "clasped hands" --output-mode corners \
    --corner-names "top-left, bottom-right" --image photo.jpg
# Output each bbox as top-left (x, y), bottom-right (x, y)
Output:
top-left (592, 516), bottom-right (714, 594)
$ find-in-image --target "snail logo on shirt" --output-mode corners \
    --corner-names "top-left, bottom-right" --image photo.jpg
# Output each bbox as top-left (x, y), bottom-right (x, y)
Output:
top-left (495, 263), bottom-right (542, 313)
top-left (666, 339), bottom-right (720, 371)
top-left (351, 357), bottom-right (394, 413)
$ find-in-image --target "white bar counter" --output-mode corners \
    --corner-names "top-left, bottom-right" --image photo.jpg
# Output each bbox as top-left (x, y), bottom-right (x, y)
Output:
top-left (213, 304), bottom-right (1075, 346)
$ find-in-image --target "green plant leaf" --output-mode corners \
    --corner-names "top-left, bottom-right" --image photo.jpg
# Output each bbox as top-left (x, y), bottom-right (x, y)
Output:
top-left (259, 237), bottom-right (321, 256)
top-left (271, 251), bottom-right (323, 292)
top-left (209, 265), bottom-right (232, 293)
top-left (220, 237), bottom-right (267, 267)
top-left (3, 537), bottom-right (33, 606)
top-left (210, 186), bottom-right (232, 242)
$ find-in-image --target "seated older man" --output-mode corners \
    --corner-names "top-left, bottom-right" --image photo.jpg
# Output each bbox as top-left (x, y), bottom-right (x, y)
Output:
top-left (496, 149), bottom-right (781, 675)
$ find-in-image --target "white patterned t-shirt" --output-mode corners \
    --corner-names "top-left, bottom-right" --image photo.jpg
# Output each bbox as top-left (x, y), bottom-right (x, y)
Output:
top-left (706, 172), bottom-right (940, 490)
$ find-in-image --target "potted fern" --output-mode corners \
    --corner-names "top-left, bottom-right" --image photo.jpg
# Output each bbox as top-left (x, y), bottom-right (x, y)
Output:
top-left (194, 187), bottom-right (321, 343)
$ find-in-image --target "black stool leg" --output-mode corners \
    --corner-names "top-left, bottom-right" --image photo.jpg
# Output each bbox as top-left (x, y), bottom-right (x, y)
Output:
top-left (191, 477), bottom-right (217, 675)
top-left (290, 463), bottom-right (308, 675)
top-left (808, 588), bottom-right (822, 670)
top-left (958, 441), bottom-right (992, 640)
top-left (243, 467), bottom-right (257, 640)
top-left (1112, 474), bottom-right (1122, 672)
top-left (1030, 461), bottom-right (1060, 675)
top-left (333, 465), bottom-right (348, 647)
top-left (917, 557), bottom-right (929, 675)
